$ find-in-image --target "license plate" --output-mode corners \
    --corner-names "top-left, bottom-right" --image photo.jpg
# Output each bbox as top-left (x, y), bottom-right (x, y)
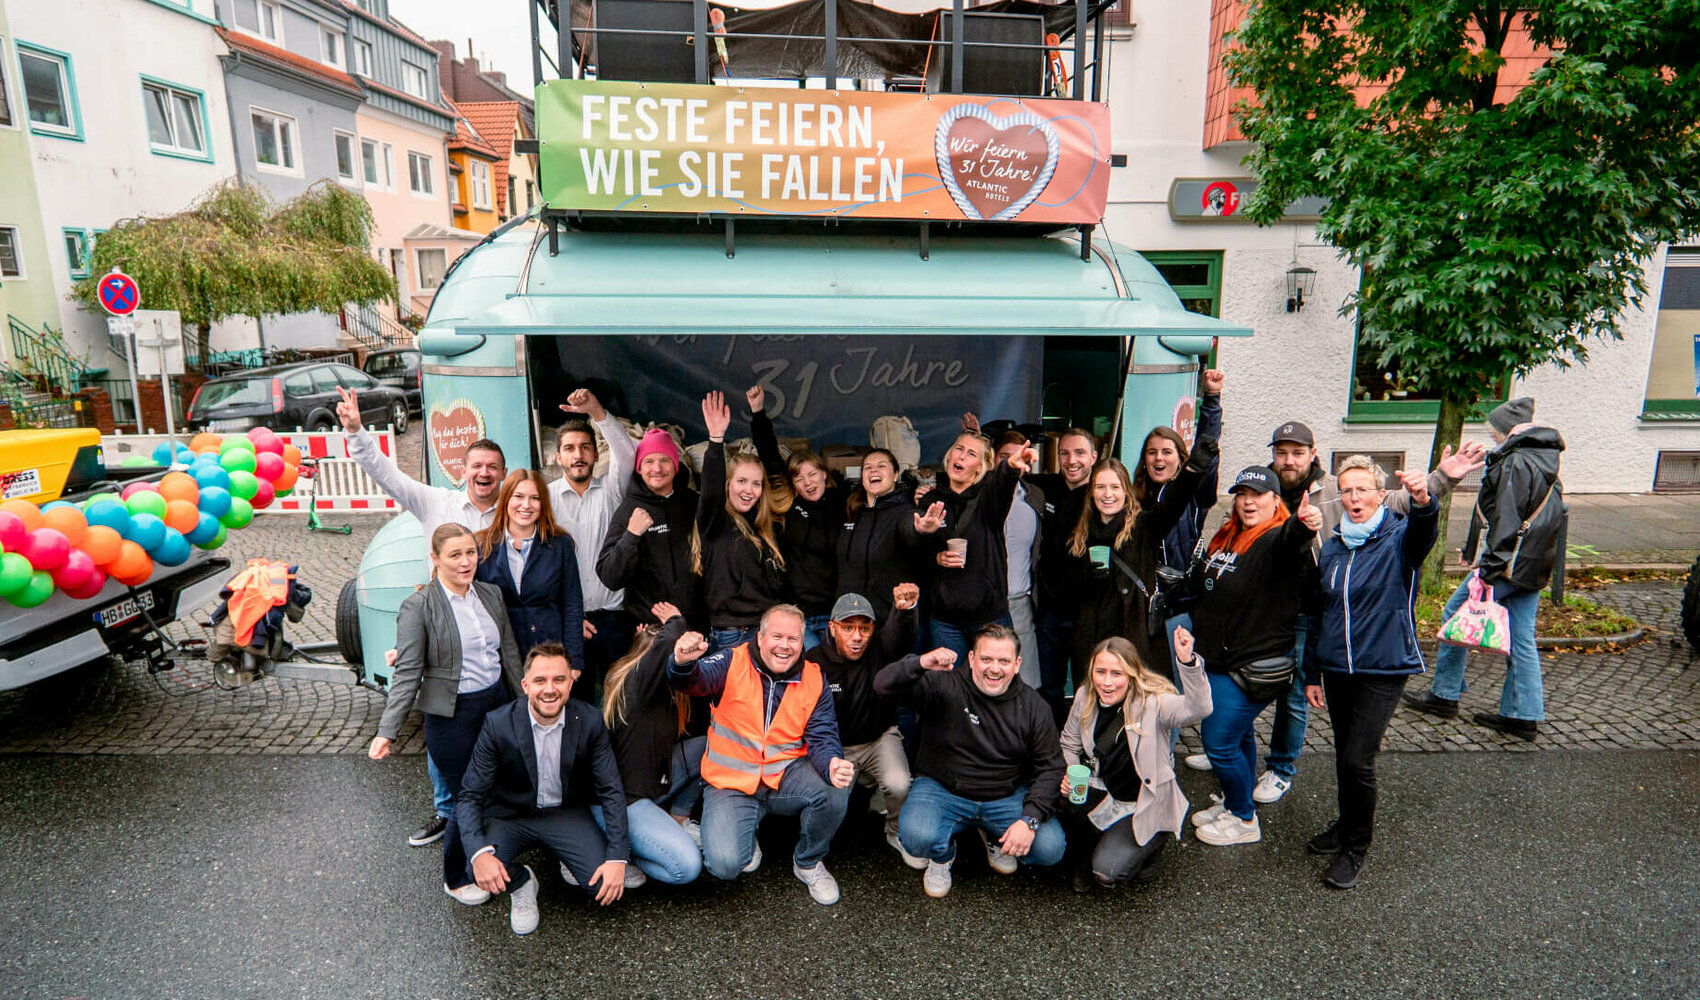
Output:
top-left (208, 419), bottom-right (252, 432)
top-left (95, 591), bottom-right (156, 629)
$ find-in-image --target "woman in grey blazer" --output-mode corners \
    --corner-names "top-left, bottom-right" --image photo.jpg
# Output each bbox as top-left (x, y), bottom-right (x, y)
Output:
top-left (369, 522), bottom-right (523, 905)
top-left (1059, 627), bottom-right (1211, 891)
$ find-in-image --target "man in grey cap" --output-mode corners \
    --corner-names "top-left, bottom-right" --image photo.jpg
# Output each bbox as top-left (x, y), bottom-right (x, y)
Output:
top-left (804, 584), bottom-right (924, 867)
top-left (1405, 397), bottom-right (1564, 739)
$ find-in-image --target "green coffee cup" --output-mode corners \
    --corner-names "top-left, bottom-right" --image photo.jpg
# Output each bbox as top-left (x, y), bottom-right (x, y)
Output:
top-left (1088, 545), bottom-right (1111, 571)
top-left (1067, 764), bottom-right (1092, 804)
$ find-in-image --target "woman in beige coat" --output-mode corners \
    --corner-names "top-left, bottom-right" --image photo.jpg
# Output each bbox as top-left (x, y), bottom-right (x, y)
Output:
top-left (1059, 627), bottom-right (1211, 891)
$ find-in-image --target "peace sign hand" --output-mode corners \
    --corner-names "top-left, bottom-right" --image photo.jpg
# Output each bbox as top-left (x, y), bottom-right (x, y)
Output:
top-left (335, 386), bottom-right (364, 434)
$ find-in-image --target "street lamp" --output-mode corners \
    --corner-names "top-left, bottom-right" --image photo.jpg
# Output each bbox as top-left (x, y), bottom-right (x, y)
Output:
top-left (1286, 264), bottom-right (1317, 313)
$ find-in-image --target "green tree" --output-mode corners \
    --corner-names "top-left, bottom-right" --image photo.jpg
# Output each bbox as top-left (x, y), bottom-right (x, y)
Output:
top-left (1227, 0), bottom-right (1700, 585)
top-left (72, 180), bottom-right (394, 360)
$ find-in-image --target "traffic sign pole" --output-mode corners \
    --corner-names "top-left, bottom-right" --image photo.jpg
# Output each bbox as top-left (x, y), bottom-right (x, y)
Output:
top-left (107, 315), bottom-right (143, 435)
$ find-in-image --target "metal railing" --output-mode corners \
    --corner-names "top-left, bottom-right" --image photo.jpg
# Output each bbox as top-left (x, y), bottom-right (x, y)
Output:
top-left (8, 314), bottom-right (96, 397)
top-left (342, 304), bottom-right (414, 351)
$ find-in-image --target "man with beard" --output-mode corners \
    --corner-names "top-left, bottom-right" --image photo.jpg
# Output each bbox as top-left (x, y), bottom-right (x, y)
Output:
top-left (1025, 428), bottom-right (1099, 723)
top-left (548, 388), bottom-right (638, 696)
top-left (877, 624), bottom-right (1066, 898)
top-left (597, 428), bottom-right (706, 628)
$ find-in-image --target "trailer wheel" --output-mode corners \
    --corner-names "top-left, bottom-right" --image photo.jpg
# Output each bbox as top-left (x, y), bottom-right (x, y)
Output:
top-left (336, 579), bottom-right (364, 665)
top-left (1682, 554), bottom-right (1700, 652)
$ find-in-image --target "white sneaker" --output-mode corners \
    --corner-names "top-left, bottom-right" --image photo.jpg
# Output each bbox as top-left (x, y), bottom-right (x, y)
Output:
top-left (681, 819), bottom-right (702, 848)
top-left (1195, 811), bottom-right (1262, 846)
top-left (509, 865), bottom-right (540, 935)
top-left (887, 830), bottom-right (928, 871)
top-left (444, 882), bottom-right (491, 906)
top-left (1183, 753), bottom-right (1213, 772)
top-left (624, 864), bottom-right (648, 890)
top-left (924, 859), bottom-right (953, 898)
top-left (870, 789), bottom-right (888, 815)
top-left (1190, 793), bottom-right (1227, 828)
top-left (559, 863), bottom-right (578, 886)
top-left (793, 861), bottom-right (840, 905)
top-left (1252, 771), bottom-right (1293, 804)
top-left (980, 829), bottom-right (1019, 875)
top-left (743, 843), bottom-right (762, 874)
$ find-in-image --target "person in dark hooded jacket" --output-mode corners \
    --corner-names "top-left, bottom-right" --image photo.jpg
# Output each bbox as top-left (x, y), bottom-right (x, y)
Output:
top-left (1403, 397), bottom-right (1564, 741)
top-left (836, 448), bottom-right (944, 622)
top-left (1132, 376), bottom-right (1223, 571)
top-left (693, 391), bottom-right (791, 652)
top-left (748, 386), bottom-right (846, 648)
top-left (597, 429), bottom-right (705, 628)
top-left (923, 433), bottom-right (1034, 664)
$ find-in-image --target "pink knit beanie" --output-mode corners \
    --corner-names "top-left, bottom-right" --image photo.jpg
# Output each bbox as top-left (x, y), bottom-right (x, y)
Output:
top-left (634, 429), bottom-right (680, 469)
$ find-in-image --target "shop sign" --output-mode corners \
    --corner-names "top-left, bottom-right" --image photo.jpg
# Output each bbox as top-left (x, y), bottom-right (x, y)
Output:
top-left (538, 79), bottom-right (1110, 224)
top-left (1168, 177), bottom-right (1329, 223)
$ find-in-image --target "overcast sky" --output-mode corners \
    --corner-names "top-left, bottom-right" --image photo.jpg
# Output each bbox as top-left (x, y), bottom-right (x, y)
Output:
top-left (389, 0), bottom-right (553, 92)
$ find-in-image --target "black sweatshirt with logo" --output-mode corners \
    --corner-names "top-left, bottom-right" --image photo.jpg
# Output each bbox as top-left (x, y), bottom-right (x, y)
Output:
top-left (597, 474), bottom-right (705, 627)
top-left (804, 607), bottom-right (915, 746)
top-left (926, 459), bottom-right (1022, 627)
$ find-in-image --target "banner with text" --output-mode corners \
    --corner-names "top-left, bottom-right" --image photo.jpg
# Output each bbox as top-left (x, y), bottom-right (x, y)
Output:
top-left (538, 79), bottom-right (1110, 224)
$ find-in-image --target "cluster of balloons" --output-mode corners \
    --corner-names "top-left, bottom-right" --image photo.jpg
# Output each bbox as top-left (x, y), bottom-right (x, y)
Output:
top-left (0, 427), bottom-right (303, 608)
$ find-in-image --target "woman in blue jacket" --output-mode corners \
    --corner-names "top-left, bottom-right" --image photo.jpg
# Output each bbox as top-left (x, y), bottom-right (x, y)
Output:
top-left (477, 469), bottom-right (587, 672)
top-left (1305, 455), bottom-right (1438, 890)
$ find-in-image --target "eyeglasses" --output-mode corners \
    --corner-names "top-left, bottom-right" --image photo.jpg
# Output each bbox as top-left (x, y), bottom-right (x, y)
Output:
top-left (1338, 486), bottom-right (1381, 498)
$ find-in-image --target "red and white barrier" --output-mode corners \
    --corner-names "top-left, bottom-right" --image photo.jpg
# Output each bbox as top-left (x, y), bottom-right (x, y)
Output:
top-left (101, 429), bottom-right (400, 514)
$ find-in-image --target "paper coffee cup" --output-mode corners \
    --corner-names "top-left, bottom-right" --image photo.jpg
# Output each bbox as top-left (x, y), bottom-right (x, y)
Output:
top-left (1067, 764), bottom-right (1092, 804)
top-left (1088, 545), bottom-right (1111, 570)
top-left (946, 538), bottom-right (967, 565)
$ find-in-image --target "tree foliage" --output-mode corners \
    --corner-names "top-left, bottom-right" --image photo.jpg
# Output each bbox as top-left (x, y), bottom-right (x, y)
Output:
top-left (1227, 0), bottom-right (1700, 406)
top-left (71, 180), bottom-right (394, 329)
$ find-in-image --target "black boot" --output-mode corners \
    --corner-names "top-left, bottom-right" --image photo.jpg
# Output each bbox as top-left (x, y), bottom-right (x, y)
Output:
top-left (1306, 820), bottom-right (1341, 856)
top-left (1473, 711), bottom-right (1538, 741)
top-left (1070, 859), bottom-right (1095, 894)
top-left (1324, 849), bottom-right (1365, 890)
top-left (1402, 690), bottom-right (1460, 719)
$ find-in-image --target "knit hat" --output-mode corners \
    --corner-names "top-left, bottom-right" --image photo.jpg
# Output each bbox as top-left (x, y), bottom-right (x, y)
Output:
top-left (634, 428), bottom-right (680, 469)
top-left (1487, 397), bottom-right (1535, 435)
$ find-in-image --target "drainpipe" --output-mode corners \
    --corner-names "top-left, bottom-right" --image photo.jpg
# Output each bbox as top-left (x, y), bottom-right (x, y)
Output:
top-left (220, 48), bottom-right (268, 355)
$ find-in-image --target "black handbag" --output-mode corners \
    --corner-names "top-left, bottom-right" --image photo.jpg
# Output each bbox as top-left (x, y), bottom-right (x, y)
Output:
top-left (1231, 656), bottom-right (1296, 702)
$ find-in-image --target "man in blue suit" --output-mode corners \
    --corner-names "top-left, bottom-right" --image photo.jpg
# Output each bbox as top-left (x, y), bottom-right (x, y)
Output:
top-left (459, 642), bottom-right (631, 935)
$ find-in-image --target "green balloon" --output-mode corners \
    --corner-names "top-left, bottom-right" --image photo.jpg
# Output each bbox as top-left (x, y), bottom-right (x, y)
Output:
top-left (6, 570), bottom-right (55, 608)
top-left (220, 449), bottom-right (258, 474)
top-left (82, 492), bottom-right (121, 509)
top-left (126, 491), bottom-right (168, 518)
top-left (275, 484), bottom-right (293, 498)
top-left (219, 498), bottom-right (254, 530)
top-left (219, 437), bottom-right (257, 454)
top-left (196, 524), bottom-right (229, 550)
top-left (227, 470), bottom-right (260, 501)
top-left (121, 455), bottom-right (154, 468)
top-left (0, 552), bottom-right (32, 597)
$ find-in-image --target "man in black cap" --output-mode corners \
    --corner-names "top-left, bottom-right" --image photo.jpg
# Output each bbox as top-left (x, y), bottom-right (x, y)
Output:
top-left (805, 584), bottom-right (923, 868)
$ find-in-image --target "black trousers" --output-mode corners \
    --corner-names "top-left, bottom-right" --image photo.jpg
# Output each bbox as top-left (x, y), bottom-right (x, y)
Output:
top-left (1062, 790), bottom-right (1170, 887)
top-left (1322, 672), bottom-right (1408, 853)
top-left (483, 806), bottom-right (610, 895)
top-left (580, 609), bottom-right (634, 705)
top-left (424, 680), bottom-right (512, 888)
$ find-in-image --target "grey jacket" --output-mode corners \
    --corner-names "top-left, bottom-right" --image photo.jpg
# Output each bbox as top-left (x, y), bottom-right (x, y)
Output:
top-left (1060, 650), bottom-right (1211, 846)
top-left (378, 580), bottom-right (523, 741)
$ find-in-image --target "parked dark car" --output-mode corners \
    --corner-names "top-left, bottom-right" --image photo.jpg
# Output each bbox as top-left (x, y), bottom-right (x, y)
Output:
top-left (187, 361), bottom-right (409, 434)
top-left (362, 348), bottom-right (422, 414)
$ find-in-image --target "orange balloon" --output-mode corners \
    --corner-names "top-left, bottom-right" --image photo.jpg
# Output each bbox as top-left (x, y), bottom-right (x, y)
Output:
top-left (190, 433), bottom-right (223, 452)
top-left (274, 463), bottom-right (300, 493)
top-left (42, 505), bottom-right (89, 547)
top-left (113, 565), bottom-right (154, 588)
top-left (282, 444), bottom-right (302, 466)
top-left (163, 499), bottom-right (200, 534)
top-left (81, 525), bottom-right (123, 566)
top-left (111, 540), bottom-right (153, 582)
top-left (0, 499), bottom-right (45, 532)
top-left (158, 472), bottom-right (200, 506)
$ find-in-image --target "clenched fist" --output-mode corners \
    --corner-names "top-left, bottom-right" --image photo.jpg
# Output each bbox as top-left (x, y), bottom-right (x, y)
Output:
top-left (627, 507), bottom-right (654, 536)
top-left (892, 582), bottom-right (920, 611)
top-left (674, 631), bottom-right (709, 664)
top-left (919, 648), bottom-right (957, 671)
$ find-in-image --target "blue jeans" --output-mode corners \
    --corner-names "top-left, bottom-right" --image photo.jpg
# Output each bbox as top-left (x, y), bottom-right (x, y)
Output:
top-left (654, 735), bottom-right (707, 819)
top-left (1266, 617), bottom-right (1312, 779)
top-left (591, 799), bottom-right (702, 884)
top-left (1428, 579), bottom-right (1545, 721)
top-left (709, 626), bottom-right (756, 655)
top-left (1200, 672), bottom-right (1275, 821)
top-left (428, 752), bottom-right (451, 820)
top-left (931, 612), bottom-right (1014, 669)
top-left (802, 614), bottom-right (830, 651)
top-left (700, 759), bottom-right (850, 878)
top-left (898, 777), bottom-right (1066, 868)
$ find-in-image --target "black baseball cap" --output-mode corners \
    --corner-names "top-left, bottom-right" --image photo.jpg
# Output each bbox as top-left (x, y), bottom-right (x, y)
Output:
top-left (1269, 421), bottom-right (1315, 448)
top-left (1231, 466), bottom-right (1280, 495)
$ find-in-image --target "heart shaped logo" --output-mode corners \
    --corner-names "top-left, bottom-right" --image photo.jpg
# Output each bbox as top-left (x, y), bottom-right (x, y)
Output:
top-left (428, 398), bottom-right (487, 487)
top-left (934, 106), bottom-right (1060, 221)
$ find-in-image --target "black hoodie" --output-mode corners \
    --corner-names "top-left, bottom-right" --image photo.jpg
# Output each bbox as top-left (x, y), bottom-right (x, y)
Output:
top-left (597, 474), bottom-right (705, 627)
top-left (751, 410), bottom-right (845, 617)
top-left (875, 655), bottom-right (1064, 820)
top-left (696, 444), bottom-right (789, 628)
top-left (836, 489), bottom-right (926, 621)
top-left (804, 607), bottom-right (916, 746)
top-left (1027, 472), bottom-right (1089, 616)
top-left (927, 458), bottom-right (1022, 626)
top-left (607, 615), bottom-right (688, 803)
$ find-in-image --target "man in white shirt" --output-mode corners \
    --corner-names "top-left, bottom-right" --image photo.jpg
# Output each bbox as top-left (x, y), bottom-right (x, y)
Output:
top-left (547, 388), bottom-right (637, 700)
top-left (336, 385), bottom-right (508, 849)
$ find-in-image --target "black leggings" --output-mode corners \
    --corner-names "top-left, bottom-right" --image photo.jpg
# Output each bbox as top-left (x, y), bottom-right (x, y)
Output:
top-left (1322, 671), bottom-right (1408, 853)
top-left (1063, 792), bottom-right (1170, 887)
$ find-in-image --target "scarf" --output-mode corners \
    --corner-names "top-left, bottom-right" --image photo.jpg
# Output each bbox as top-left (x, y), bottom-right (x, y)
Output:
top-left (1338, 507), bottom-right (1386, 549)
top-left (1206, 499), bottom-right (1289, 556)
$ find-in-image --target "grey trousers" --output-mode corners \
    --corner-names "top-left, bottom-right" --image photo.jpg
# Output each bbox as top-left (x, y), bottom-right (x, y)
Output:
top-left (842, 726), bottom-right (911, 838)
top-left (1008, 591), bottom-right (1041, 688)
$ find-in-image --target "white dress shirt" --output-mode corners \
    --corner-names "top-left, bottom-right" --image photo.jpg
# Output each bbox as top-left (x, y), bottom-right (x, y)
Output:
top-left (548, 413), bottom-right (636, 613)
top-left (348, 428), bottom-right (495, 551)
top-left (530, 708), bottom-right (566, 809)
top-left (504, 532), bottom-right (535, 595)
top-left (440, 580), bottom-right (503, 692)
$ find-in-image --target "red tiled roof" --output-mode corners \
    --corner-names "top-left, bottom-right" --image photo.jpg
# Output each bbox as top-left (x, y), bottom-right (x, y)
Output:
top-left (455, 101), bottom-right (522, 214)
top-left (218, 28), bottom-right (362, 97)
top-left (448, 110), bottom-right (500, 161)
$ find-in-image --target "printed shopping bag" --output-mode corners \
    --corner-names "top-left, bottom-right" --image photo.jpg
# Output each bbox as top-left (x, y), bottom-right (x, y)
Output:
top-left (1437, 571), bottom-right (1512, 656)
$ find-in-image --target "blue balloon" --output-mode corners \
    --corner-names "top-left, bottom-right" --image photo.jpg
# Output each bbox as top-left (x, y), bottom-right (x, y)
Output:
top-left (129, 513), bottom-right (167, 554)
top-left (152, 442), bottom-right (176, 465)
top-left (191, 465), bottom-right (231, 491)
top-left (153, 528), bottom-right (191, 567)
top-left (185, 512), bottom-right (221, 545)
top-left (197, 486), bottom-right (232, 519)
top-left (174, 446), bottom-right (196, 466)
top-left (84, 499), bottom-right (134, 538)
top-left (40, 501), bottom-right (76, 513)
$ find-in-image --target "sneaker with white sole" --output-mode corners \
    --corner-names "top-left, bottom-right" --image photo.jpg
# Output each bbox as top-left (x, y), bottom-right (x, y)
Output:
top-left (979, 829), bottom-right (1019, 875)
top-left (1195, 811), bottom-right (1262, 846)
top-left (681, 819), bottom-right (702, 848)
top-left (743, 843), bottom-right (762, 874)
top-left (793, 861), bottom-right (840, 905)
top-left (624, 864), bottom-right (648, 890)
top-left (444, 881), bottom-right (491, 906)
top-left (1252, 771), bottom-right (1293, 804)
top-left (509, 866), bottom-right (540, 935)
top-left (560, 863), bottom-right (578, 886)
top-left (1183, 753), bottom-right (1213, 772)
top-left (924, 859), bottom-right (953, 898)
top-left (1190, 793), bottom-right (1227, 828)
top-left (887, 831), bottom-right (928, 871)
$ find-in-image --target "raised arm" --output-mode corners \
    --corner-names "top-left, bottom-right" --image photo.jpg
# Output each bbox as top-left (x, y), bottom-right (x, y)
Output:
top-left (596, 499), bottom-right (649, 591)
top-left (1192, 380), bottom-right (1223, 506)
top-left (697, 391), bottom-right (731, 534)
top-left (1386, 442), bottom-right (1486, 515)
top-left (338, 385), bottom-right (448, 520)
top-left (630, 608), bottom-right (687, 711)
top-left (746, 386), bottom-right (788, 479)
top-left (1155, 626), bottom-right (1213, 730)
top-left (667, 631), bottom-right (729, 698)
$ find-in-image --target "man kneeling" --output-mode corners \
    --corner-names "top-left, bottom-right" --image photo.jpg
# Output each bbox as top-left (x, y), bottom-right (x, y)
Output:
top-left (460, 643), bottom-right (630, 935)
top-left (670, 604), bottom-right (854, 905)
top-left (876, 624), bottom-right (1066, 898)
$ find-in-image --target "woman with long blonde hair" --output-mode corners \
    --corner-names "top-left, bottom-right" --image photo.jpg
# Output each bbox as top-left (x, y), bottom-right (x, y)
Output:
top-left (475, 469), bottom-right (585, 670)
top-left (1058, 629), bottom-right (1211, 892)
top-left (694, 390), bottom-right (789, 652)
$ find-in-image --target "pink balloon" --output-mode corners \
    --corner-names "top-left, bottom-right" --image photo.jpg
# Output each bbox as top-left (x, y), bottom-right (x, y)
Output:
top-left (121, 482), bottom-right (160, 500)
top-left (0, 510), bottom-right (24, 552)
top-left (250, 479), bottom-right (276, 510)
top-left (254, 451), bottom-right (286, 482)
top-left (21, 527), bottom-right (71, 572)
top-left (64, 567), bottom-right (108, 600)
top-left (51, 547), bottom-right (96, 591)
top-left (248, 426), bottom-right (285, 455)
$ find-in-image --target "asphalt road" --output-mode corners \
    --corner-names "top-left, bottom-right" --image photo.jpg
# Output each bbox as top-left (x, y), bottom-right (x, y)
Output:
top-left (3, 750), bottom-right (1694, 1000)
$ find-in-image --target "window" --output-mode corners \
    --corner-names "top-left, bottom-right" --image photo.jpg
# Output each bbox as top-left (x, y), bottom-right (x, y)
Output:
top-left (142, 78), bottom-right (208, 160)
top-left (321, 28), bottom-right (344, 69)
top-left (333, 130), bottom-right (358, 184)
top-left (1347, 272), bottom-right (1507, 423)
top-left (335, 365), bottom-right (378, 389)
top-left (0, 40), bottom-right (14, 128)
top-left (0, 226), bottom-right (23, 278)
top-left (308, 367), bottom-right (342, 394)
top-left (17, 42), bottom-right (80, 139)
top-left (282, 371), bottom-right (314, 397)
top-left (400, 61), bottom-right (429, 99)
top-left (360, 137), bottom-right (381, 186)
top-left (62, 228), bottom-right (89, 279)
top-left (469, 160), bottom-right (493, 211)
top-left (1641, 248), bottom-right (1700, 421)
top-left (258, 1), bottom-right (282, 42)
top-left (352, 39), bottom-right (372, 77)
top-left (507, 177), bottom-right (515, 217)
top-left (250, 108), bottom-right (298, 174)
top-left (407, 151), bottom-right (434, 196)
top-left (526, 180), bottom-right (535, 211)
top-left (416, 248), bottom-right (446, 290)
top-left (1142, 251), bottom-right (1223, 317)
top-left (380, 142), bottom-right (395, 188)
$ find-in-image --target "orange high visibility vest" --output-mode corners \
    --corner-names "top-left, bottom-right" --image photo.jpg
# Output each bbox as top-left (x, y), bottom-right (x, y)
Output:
top-left (226, 559), bottom-right (293, 646)
top-left (700, 644), bottom-right (823, 794)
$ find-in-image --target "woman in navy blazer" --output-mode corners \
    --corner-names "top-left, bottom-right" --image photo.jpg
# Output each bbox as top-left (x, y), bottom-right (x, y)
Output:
top-left (477, 470), bottom-right (586, 672)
